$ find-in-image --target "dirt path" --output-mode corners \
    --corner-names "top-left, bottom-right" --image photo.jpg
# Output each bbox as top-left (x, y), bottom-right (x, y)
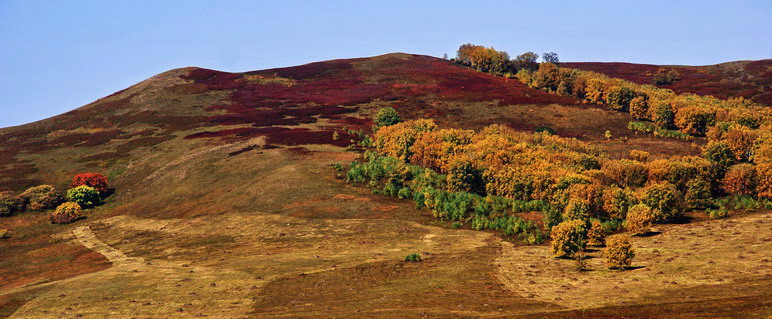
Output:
top-left (11, 225), bottom-right (262, 318)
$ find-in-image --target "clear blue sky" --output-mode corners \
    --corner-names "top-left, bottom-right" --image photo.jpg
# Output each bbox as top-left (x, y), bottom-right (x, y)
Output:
top-left (1, 0), bottom-right (771, 128)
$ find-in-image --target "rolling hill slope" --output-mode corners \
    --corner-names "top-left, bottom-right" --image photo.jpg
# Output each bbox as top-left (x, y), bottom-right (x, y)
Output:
top-left (0, 53), bottom-right (769, 318)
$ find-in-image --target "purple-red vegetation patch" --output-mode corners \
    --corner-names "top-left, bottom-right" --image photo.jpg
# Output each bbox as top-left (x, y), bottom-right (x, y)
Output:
top-left (254, 59), bottom-right (360, 80)
top-left (187, 127), bottom-right (351, 147)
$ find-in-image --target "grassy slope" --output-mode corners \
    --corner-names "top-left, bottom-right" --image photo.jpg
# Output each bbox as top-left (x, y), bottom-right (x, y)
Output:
top-left (563, 60), bottom-right (772, 105)
top-left (0, 53), bottom-right (769, 317)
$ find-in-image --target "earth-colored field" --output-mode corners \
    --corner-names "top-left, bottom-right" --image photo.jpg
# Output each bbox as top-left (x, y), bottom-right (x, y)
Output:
top-left (1, 53), bottom-right (771, 318)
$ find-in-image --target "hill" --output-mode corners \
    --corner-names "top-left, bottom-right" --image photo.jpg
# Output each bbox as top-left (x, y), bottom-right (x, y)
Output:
top-left (563, 60), bottom-right (772, 105)
top-left (0, 53), bottom-right (770, 318)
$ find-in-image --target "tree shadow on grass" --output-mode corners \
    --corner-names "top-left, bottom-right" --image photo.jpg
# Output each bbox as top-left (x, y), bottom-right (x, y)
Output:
top-left (624, 265), bottom-right (646, 270)
top-left (636, 231), bottom-right (662, 238)
top-left (667, 215), bottom-right (694, 224)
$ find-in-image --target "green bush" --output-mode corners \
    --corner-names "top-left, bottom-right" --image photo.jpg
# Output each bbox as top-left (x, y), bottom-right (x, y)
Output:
top-left (374, 107), bottom-right (402, 128)
top-left (404, 253), bottom-right (422, 262)
top-left (542, 205), bottom-right (563, 230)
top-left (534, 126), bottom-right (556, 134)
top-left (628, 121), bottom-right (693, 140)
top-left (66, 185), bottom-right (101, 208)
top-left (706, 206), bottom-right (730, 219)
top-left (20, 185), bottom-right (63, 211)
top-left (550, 219), bottom-right (589, 258)
top-left (446, 160), bottom-right (482, 193)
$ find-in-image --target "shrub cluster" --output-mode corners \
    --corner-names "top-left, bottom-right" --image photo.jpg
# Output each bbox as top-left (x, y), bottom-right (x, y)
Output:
top-left (518, 62), bottom-right (769, 141)
top-left (0, 173), bottom-right (113, 223)
top-left (50, 202), bottom-right (83, 224)
top-left (455, 44), bottom-right (560, 76)
top-left (346, 151), bottom-right (545, 243)
top-left (0, 191), bottom-right (24, 217)
top-left (20, 185), bottom-right (63, 211)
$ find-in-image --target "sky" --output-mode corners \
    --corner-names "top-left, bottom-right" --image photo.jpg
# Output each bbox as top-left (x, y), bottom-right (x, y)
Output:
top-left (1, 1), bottom-right (771, 128)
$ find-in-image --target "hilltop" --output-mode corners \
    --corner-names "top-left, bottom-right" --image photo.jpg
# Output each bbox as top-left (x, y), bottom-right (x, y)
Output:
top-left (0, 53), bottom-right (770, 318)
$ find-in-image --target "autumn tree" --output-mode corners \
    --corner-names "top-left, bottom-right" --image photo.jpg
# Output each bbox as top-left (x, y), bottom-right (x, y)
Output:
top-left (639, 182), bottom-right (684, 222)
top-left (513, 51), bottom-right (539, 72)
top-left (604, 235), bottom-right (635, 269)
top-left (624, 204), bottom-right (653, 235)
top-left (722, 164), bottom-right (757, 196)
top-left (551, 219), bottom-right (589, 258)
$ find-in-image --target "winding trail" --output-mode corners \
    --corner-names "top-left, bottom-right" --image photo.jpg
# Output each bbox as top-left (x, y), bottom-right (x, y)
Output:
top-left (72, 226), bottom-right (141, 266)
top-left (10, 224), bottom-right (261, 318)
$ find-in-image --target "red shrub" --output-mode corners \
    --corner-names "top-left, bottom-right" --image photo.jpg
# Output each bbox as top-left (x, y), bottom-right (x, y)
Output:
top-left (71, 173), bottom-right (109, 193)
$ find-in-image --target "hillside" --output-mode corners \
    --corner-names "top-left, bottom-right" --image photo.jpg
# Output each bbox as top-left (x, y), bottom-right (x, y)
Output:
top-left (0, 53), bottom-right (770, 318)
top-left (563, 60), bottom-right (772, 105)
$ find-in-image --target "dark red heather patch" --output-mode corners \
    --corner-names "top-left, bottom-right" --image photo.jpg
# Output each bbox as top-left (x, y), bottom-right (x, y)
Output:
top-left (186, 127), bottom-right (351, 147)
top-left (252, 59), bottom-right (361, 80)
top-left (230, 80), bottom-right (392, 107)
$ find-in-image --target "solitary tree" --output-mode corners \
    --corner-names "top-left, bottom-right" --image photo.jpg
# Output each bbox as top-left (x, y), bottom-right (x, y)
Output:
top-left (542, 52), bottom-right (559, 64)
top-left (604, 235), bottom-right (635, 269)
